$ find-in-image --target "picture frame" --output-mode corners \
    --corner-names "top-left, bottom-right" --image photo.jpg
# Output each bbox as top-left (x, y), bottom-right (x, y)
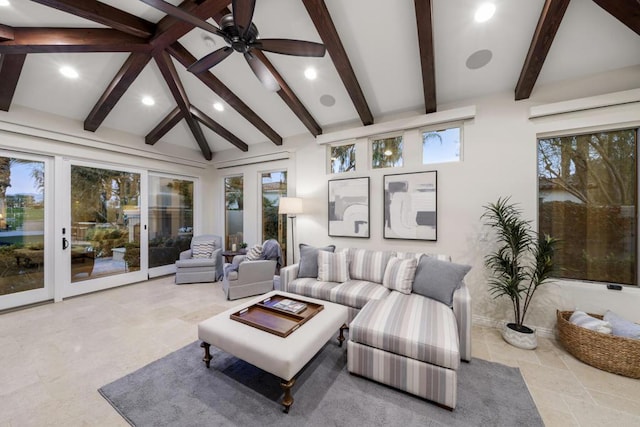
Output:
top-left (328, 177), bottom-right (370, 238)
top-left (383, 171), bottom-right (437, 241)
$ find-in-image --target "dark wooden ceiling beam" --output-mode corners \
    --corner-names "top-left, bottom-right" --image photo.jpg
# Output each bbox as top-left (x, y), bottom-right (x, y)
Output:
top-left (167, 42), bottom-right (282, 146)
top-left (190, 105), bottom-right (249, 152)
top-left (301, 0), bottom-right (373, 126)
top-left (154, 50), bottom-right (212, 160)
top-left (0, 54), bottom-right (27, 111)
top-left (151, 0), bottom-right (230, 50)
top-left (84, 53), bottom-right (152, 132)
top-left (29, 0), bottom-right (155, 38)
top-left (592, 0), bottom-right (640, 36)
top-left (515, 0), bottom-right (571, 100)
top-left (252, 50), bottom-right (322, 136)
top-left (0, 24), bottom-right (14, 42)
top-left (414, 0), bottom-right (437, 113)
top-left (146, 107), bottom-right (183, 145)
top-left (0, 28), bottom-right (151, 54)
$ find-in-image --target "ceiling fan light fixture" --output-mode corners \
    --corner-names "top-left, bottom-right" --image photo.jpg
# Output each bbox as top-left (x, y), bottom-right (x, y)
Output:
top-left (59, 66), bottom-right (78, 79)
top-left (304, 67), bottom-right (317, 80)
top-left (475, 3), bottom-right (496, 23)
top-left (213, 102), bottom-right (224, 112)
top-left (141, 96), bottom-right (155, 106)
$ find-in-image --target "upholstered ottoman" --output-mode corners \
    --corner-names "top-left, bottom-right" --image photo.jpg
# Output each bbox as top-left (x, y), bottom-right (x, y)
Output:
top-left (347, 291), bottom-right (461, 409)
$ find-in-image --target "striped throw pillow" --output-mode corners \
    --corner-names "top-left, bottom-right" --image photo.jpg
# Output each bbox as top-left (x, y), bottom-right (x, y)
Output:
top-left (245, 244), bottom-right (263, 261)
top-left (317, 251), bottom-right (349, 282)
top-left (382, 256), bottom-right (417, 294)
top-left (192, 242), bottom-right (214, 259)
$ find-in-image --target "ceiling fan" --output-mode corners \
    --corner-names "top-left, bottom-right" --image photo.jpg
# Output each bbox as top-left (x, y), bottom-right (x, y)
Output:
top-left (141, 0), bottom-right (326, 91)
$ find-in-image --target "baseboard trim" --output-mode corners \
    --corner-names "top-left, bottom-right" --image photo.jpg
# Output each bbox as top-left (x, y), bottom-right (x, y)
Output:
top-left (472, 315), bottom-right (555, 339)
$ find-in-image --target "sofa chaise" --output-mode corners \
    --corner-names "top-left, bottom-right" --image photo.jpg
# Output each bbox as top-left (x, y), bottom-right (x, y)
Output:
top-left (280, 247), bottom-right (471, 409)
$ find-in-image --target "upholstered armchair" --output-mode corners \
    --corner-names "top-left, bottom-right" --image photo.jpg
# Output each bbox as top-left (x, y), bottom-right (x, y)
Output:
top-left (175, 234), bottom-right (223, 284)
top-left (222, 239), bottom-right (282, 300)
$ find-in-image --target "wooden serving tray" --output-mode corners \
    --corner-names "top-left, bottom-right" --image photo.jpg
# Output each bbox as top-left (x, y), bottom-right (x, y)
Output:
top-left (230, 294), bottom-right (324, 337)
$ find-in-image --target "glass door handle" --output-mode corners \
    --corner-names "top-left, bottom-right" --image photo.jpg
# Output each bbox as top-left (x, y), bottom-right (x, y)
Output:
top-left (62, 237), bottom-right (69, 250)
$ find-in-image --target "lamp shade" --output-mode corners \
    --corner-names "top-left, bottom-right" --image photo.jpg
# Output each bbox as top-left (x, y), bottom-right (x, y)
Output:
top-left (279, 197), bottom-right (303, 215)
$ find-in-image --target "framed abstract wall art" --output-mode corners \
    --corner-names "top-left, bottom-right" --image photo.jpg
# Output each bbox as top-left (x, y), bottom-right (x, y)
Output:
top-left (328, 177), bottom-right (370, 238)
top-left (383, 171), bottom-right (437, 241)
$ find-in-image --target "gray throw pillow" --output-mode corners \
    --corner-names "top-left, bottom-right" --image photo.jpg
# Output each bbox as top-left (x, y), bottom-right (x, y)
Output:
top-left (298, 243), bottom-right (336, 278)
top-left (412, 255), bottom-right (471, 306)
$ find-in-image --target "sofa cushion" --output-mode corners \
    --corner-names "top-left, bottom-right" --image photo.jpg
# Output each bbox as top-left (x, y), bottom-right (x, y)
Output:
top-left (348, 248), bottom-right (394, 284)
top-left (350, 291), bottom-right (460, 370)
top-left (288, 278), bottom-right (342, 301)
top-left (329, 280), bottom-right (390, 309)
top-left (175, 258), bottom-right (216, 268)
top-left (412, 256), bottom-right (471, 307)
top-left (318, 251), bottom-right (350, 282)
top-left (298, 243), bottom-right (336, 278)
top-left (382, 256), bottom-right (417, 294)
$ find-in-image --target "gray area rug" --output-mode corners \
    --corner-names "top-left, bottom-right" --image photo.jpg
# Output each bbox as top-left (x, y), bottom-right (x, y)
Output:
top-left (99, 340), bottom-right (543, 427)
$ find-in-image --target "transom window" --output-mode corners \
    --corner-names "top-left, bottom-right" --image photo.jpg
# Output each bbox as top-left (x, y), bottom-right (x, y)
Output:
top-left (330, 143), bottom-right (356, 174)
top-left (422, 126), bottom-right (461, 164)
top-left (538, 128), bottom-right (638, 286)
top-left (371, 135), bottom-right (403, 169)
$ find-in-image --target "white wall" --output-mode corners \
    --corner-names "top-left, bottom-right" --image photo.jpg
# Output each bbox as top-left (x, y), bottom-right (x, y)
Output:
top-left (212, 66), bottom-right (640, 335)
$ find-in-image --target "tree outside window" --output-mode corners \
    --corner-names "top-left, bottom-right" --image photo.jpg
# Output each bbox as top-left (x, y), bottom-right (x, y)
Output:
top-left (330, 144), bottom-right (356, 173)
top-left (538, 128), bottom-right (638, 285)
top-left (371, 136), bottom-right (403, 169)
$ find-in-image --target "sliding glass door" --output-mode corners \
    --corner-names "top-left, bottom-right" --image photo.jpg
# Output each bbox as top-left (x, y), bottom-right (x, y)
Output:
top-left (65, 162), bottom-right (146, 297)
top-left (0, 152), bottom-right (53, 311)
top-left (148, 174), bottom-right (194, 277)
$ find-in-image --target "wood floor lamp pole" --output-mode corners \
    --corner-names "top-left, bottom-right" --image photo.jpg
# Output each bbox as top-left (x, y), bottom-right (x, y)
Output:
top-left (279, 197), bottom-right (303, 265)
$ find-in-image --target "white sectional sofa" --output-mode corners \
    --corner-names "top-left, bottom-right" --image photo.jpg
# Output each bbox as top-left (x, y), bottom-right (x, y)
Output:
top-left (280, 247), bottom-right (471, 409)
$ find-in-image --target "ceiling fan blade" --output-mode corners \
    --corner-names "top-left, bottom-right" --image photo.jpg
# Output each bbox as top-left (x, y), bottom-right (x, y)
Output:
top-left (140, 0), bottom-right (225, 38)
top-left (187, 47), bottom-right (233, 74)
top-left (252, 39), bottom-right (326, 57)
top-left (244, 52), bottom-right (280, 92)
top-left (232, 0), bottom-right (256, 38)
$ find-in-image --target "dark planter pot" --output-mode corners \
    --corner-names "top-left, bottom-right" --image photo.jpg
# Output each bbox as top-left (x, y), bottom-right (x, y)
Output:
top-left (502, 322), bottom-right (537, 349)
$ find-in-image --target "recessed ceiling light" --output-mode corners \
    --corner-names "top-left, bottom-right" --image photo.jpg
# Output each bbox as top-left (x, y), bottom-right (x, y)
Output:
top-left (0, 0), bottom-right (10, 7)
top-left (59, 66), bottom-right (78, 79)
top-left (213, 102), bottom-right (224, 112)
top-left (304, 67), bottom-right (317, 80)
top-left (475, 3), bottom-right (496, 22)
top-left (141, 96), bottom-right (155, 106)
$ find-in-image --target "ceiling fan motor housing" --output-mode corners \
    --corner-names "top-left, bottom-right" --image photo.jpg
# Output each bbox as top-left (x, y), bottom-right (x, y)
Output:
top-left (220, 14), bottom-right (259, 52)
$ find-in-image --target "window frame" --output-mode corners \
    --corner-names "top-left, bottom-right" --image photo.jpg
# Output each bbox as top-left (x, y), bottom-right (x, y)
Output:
top-left (536, 126), bottom-right (639, 287)
top-left (223, 174), bottom-right (244, 251)
top-left (327, 141), bottom-right (357, 175)
top-left (420, 122), bottom-right (464, 165)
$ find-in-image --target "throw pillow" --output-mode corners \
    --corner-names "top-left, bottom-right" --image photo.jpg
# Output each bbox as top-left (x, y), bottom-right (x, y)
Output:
top-left (603, 310), bottom-right (640, 339)
top-left (245, 244), bottom-right (263, 261)
top-left (412, 256), bottom-right (471, 306)
top-left (382, 256), bottom-right (417, 294)
top-left (569, 310), bottom-right (612, 334)
top-left (317, 251), bottom-right (349, 282)
top-left (192, 241), bottom-right (214, 259)
top-left (298, 243), bottom-right (336, 278)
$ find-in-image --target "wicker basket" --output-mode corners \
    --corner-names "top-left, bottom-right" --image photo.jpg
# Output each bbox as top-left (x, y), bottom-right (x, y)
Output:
top-left (556, 310), bottom-right (640, 379)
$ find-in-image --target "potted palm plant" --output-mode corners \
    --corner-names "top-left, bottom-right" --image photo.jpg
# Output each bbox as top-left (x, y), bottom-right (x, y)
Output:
top-left (481, 197), bottom-right (558, 349)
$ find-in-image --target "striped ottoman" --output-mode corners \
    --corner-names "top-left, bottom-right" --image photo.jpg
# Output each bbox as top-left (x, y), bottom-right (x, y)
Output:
top-left (347, 291), bottom-right (460, 409)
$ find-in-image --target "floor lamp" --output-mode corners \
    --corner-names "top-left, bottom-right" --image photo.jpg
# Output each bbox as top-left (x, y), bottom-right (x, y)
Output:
top-left (278, 197), bottom-right (303, 264)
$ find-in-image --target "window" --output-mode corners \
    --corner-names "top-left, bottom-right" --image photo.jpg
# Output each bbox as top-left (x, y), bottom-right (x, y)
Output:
top-left (538, 128), bottom-right (638, 285)
top-left (224, 176), bottom-right (243, 249)
top-left (422, 126), bottom-right (461, 164)
top-left (261, 171), bottom-right (287, 256)
top-left (330, 143), bottom-right (356, 174)
top-left (371, 135), bottom-right (403, 169)
top-left (148, 176), bottom-right (193, 269)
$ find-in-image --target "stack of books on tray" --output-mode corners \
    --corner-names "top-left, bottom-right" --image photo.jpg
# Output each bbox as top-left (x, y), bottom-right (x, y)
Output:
top-left (272, 299), bottom-right (307, 314)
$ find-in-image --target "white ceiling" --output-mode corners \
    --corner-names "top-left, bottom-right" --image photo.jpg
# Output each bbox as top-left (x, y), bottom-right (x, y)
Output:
top-left (2, 0), bottom-right (639, 157)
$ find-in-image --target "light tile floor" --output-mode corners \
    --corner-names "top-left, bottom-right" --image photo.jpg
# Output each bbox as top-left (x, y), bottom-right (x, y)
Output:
top-left (1, 276), bottom-right (639, 426)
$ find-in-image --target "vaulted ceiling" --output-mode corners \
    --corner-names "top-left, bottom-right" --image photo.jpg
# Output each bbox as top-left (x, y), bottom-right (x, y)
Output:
top-left (0, 0), bottom-right (639, 161)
